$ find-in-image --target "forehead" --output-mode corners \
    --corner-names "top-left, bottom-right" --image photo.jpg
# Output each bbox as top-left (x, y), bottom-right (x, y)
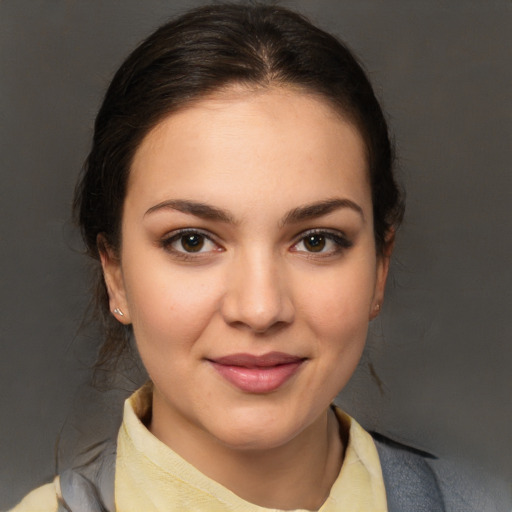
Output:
top-left (127, 88), bottom-right (370, 217)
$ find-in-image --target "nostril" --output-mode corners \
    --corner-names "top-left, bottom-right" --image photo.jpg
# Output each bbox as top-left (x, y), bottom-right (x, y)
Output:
top-left (221, 299), bottom-right (294, 334)
top-left (219, 260), bottom-right (295, 332)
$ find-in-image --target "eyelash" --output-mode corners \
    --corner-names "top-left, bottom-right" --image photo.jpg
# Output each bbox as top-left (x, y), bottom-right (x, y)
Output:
top-left (291, 229), bottom-right (352, 257)
top-left (160, 229), bottom-right (223, 260)
top-left (159, 228), bottom-right (352, 260)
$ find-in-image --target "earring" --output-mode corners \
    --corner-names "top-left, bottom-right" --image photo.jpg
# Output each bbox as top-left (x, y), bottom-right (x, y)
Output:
top-left (374, 303), bottom-right (381, 312)
top-left (113, 308), bottom-right (124, 317)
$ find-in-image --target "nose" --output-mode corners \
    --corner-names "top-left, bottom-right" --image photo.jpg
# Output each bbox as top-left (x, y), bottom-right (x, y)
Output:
top-left (220, 250), bottom-right (295, 334)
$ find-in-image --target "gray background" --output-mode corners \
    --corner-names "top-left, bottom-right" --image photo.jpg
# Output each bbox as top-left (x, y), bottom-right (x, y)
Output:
top-left (1, 1), bottom-right (511, 509)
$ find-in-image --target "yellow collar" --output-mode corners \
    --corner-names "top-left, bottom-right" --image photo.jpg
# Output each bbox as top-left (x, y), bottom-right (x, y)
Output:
top-left (114, 383), bottom-right (387, 511)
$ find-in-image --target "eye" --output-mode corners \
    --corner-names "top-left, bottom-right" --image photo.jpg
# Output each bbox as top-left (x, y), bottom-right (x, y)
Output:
top-left (302, 233), bottom-right (327, 252)
top-left (178, 233), bottom-right (208, 252)
top-left (291, 230), bottom-right (352, 255)
top-left (161, 229), bottom-right (222, 256)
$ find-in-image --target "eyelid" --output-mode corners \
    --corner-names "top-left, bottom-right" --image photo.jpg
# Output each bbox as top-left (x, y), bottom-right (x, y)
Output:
top-left (292, 227), bottom-right (350, 243)
top-left (160, 228), bottom-right (224, 256)
top-left (162, 227), bottom-right (218, 240)
top-left (290, 228), bottom-right (353, 253)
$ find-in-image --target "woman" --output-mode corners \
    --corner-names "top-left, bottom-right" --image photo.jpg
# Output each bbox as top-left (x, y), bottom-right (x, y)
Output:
top-left (11, 3), bottom-right (454, 511)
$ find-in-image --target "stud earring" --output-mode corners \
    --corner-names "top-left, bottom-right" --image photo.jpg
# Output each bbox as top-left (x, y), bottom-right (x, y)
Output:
top-left (374, 303), bottom-right (381, 312)
top-left (113, 308), bottom-right (124, 317)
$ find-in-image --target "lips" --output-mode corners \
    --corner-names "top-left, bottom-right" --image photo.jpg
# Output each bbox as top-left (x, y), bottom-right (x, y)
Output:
top-left (208, 352), bottom-right (306, 393)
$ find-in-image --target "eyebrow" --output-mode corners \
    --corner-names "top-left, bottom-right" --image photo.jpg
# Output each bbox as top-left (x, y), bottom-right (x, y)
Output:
top-left (281, 198), bottom-right (364, 226)
top-left (145, 199), bottom-right (235, 223)
top-left (144, 197), bottom-right (363, 224)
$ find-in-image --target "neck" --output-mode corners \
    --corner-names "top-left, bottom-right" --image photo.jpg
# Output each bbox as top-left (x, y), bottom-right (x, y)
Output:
top-left (150, 401), bottom-right (344, 510)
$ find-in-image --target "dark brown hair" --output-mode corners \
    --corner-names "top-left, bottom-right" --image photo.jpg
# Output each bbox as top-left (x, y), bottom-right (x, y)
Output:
top-left (74, 3), bottom-right (404, 372)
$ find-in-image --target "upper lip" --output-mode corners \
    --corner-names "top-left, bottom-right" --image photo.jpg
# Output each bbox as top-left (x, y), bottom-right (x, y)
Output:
top-left (209, 352), bottom-right (305, 368)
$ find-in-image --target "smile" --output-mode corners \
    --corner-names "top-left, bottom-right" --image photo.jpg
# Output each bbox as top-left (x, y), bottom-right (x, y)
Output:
top-left (208, 352), bottom-right (306, 394)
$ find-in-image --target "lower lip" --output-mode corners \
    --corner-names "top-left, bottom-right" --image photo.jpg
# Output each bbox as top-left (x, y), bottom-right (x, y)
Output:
top-left (210, 361), bottom-right (304, 393)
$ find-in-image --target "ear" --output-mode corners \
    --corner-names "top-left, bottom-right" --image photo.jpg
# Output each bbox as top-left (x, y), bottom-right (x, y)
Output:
top-left (370, 230), bottom-right (395, 320)
top-left (98, 235), bottom-right (131, 325)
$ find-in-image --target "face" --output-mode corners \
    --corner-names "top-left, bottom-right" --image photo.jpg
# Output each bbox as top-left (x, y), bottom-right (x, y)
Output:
top-left (102, 88), bottom-right (390, 452)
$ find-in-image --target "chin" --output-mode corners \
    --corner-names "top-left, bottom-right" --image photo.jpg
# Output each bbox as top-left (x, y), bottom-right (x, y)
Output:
top-left (203, 404), bottom-right (310, 452)
top-left (214, 426), bottom-right (297, 452)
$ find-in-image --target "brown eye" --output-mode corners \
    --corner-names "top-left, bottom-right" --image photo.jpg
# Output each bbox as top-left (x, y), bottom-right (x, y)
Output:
top-left (291, 230), bottom-right (352, 256)
top-left (162, 229), bottom-right (221, 257)
top-left (303, 234), bottom-right (326, 252)
top-left (180, 233), bottom-right (205, 252)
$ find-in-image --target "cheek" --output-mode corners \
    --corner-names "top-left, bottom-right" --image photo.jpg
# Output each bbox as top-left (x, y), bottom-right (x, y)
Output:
top-left (305, 270), bottom-right (375, 326)
top-left (122, 257), bottom-right (224, 357)
top-left (301, 267), bottom-right (376, 397)
top-left (297, 258), bottom-right (377, 356)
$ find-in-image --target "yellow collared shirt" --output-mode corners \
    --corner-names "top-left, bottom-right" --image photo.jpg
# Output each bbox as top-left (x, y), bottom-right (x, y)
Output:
top-left (11, 385), bottom-right (387, 511)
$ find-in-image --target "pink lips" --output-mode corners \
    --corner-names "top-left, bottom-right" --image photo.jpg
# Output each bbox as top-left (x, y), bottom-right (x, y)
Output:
top-left (209, 352), bottom-right (305, 394)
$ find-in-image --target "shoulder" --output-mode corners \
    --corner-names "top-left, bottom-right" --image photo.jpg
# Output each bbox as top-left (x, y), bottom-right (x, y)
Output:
top-left (371, 431), bottom-right (439, 481)
top-left (333, 407), bottom-right (444, 511)
top-left (8, 479), bottom-right (59, 512)
top-left (371, 432), bottom-right (445, 512)
top-left (371, 433), bottom-right (512, 512)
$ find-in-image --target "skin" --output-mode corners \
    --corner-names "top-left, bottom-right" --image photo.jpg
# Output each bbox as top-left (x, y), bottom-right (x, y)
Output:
top-left (101, 87), bottom-right (391, 510)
